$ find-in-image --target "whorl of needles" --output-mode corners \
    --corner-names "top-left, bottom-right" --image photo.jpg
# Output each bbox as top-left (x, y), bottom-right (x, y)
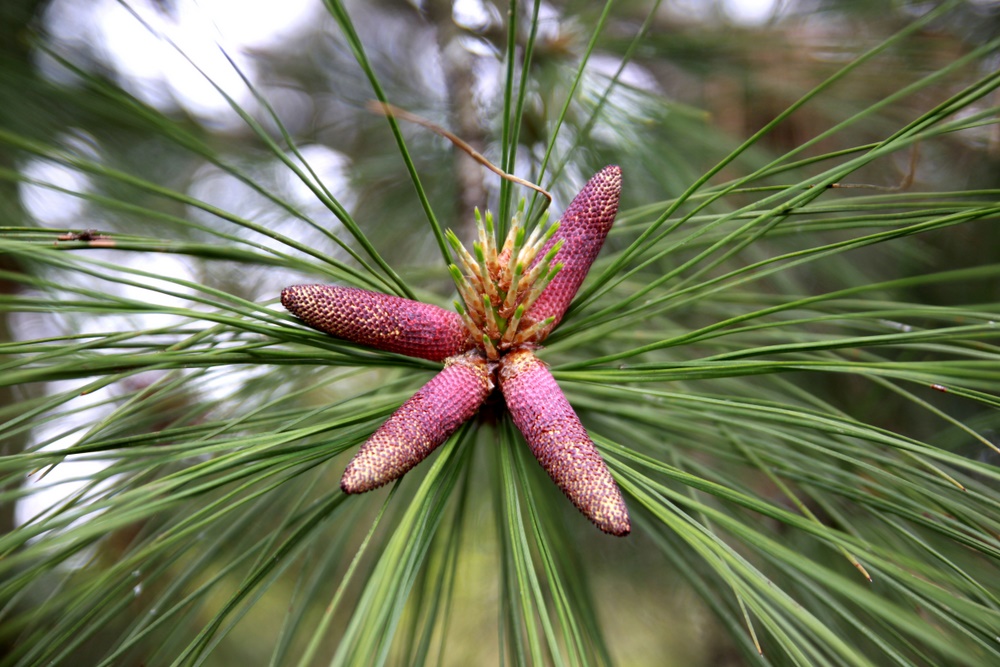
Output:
top-left (447, 203), bottom-right (562, 360)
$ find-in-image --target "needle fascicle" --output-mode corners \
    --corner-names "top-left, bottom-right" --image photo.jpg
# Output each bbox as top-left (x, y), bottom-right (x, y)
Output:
top-left (449, 200), bottom-right (562, 359)
top-left (502, 262), bottom-right (525, 317)
top-left (447, 229), bottom-right (485, 293)
top-left (483, 210), bottom-right (500, 280)
top-left (520, 239), bottom-right (564, 294)
top-left (454, 301), bottom-right (485, 341)
top-left (482, 294), bottom-right (502, 342)
top-left (515, 315), bottom-right (556, 346)
top-left (474, 242), bottom-right (500, 305)
top-left (500, 304), bottom-right (525, 347)
top-left (481, 333), bottom-right (498, 360)
top-left (520, 262), bottom-right (563, 316)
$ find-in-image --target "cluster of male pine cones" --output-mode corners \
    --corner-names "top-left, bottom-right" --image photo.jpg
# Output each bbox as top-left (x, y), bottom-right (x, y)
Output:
top-left (281, 166), bottom-right (630, 535)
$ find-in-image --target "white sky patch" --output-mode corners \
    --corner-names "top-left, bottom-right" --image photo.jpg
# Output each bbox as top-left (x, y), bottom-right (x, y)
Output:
top-left (15, 380), bottom-right (120, 529)
top-left (19, 157), bottom-right (92, 227)
top-left (723, 0), bottom-right (779, 25)
top-left (96, 0), bottom-right (255, 130)
top-left (113, 252), bottom-right (200, 328)
top-left (278, 144), bottom-right (354, 219)
top-left (270, 145), bottom-right (358, 268)
top-left (182, 147), bottom-right (356, 296)
top-left (187, 160), bottom-right (276, 230)
top-left (452, 0), bottom-right (494, 31)
top-left (534, 2), bottom-right (564, 43)
top-left (589, 54), bottom-right (661, 94)
top-left (19, 129), bottom-right (102, 227)
top-left (177, 0), bottom-right (320, 50)
top-left (43, 0), bottom-right (319, 130)
top-left (185, 145), bottom-right (353, 245)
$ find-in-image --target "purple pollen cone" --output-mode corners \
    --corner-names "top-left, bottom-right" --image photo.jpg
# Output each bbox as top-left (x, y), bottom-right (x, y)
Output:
top-left (499, 347), bottom-right (631, 536)
top-left (523, 165), bottom-right (621, 340)
top-left (281, 284), bottom-right (471, 362)
top-left (340, 350), bottom-right (492, 493)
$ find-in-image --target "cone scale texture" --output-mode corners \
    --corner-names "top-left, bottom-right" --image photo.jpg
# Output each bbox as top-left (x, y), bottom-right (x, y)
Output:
top-left (281, 285), bottom-right (471, 361)
top-left (499, 347), bottom-right (630, 536)
top-left (340, 350), bottom-right (492, 493)
top-left (524, 165), bottom-right (622, 339)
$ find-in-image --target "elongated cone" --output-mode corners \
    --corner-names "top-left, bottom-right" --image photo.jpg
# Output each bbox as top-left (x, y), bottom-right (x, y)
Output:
top-left (523, 165), bottom-right (621, 340)
top-left (281, 285), bottom-right (471, 362)
top-left (498, 347), bottom-right (630, 536)
top-left (341, 350), bottom-right (492, 493)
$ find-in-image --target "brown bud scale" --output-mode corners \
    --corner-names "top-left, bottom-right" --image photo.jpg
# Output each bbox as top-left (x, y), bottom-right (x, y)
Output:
top-left (341, 350), bottom-right (492, 493)
top-left (498, 347), bottom-right (630, 536)
top-left (281, 285), bottom-right (471, 361)
top-left (524, 165), bottom-right (621, 339)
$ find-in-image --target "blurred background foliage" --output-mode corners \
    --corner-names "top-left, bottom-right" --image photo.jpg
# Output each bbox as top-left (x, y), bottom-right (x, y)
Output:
top-left (1, 0), bottom-right (999, 665)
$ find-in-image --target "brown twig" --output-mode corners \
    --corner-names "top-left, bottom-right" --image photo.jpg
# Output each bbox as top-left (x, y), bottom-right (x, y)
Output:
top-left (368, 100), bottom-right (553, 208)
